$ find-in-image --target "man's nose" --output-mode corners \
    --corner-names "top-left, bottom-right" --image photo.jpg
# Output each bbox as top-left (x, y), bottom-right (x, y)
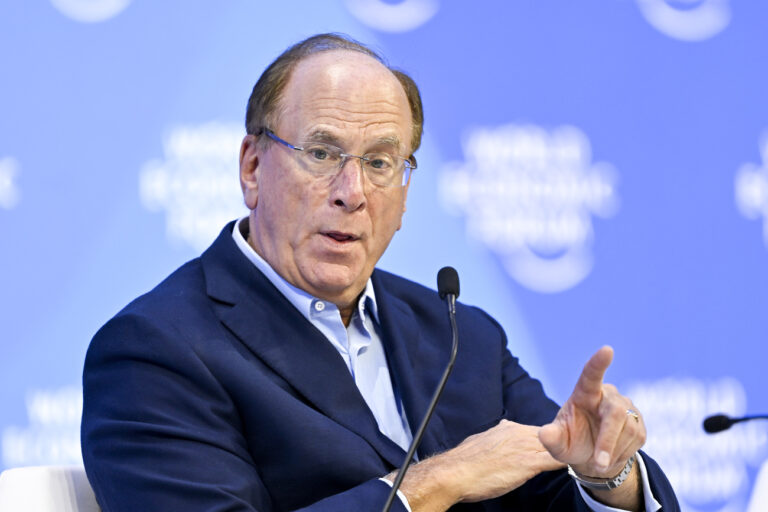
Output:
top-left (330, 157), bottom-right (367, 211)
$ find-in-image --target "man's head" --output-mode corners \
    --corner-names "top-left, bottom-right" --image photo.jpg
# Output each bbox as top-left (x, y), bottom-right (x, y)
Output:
top-left (239, 34), bottom-right (423, 320)
top-left (245, 33), bottom-right (423, 156)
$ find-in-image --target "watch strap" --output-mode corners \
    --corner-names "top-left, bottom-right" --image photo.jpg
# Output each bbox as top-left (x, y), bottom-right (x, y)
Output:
top-left (567, 454), bottom-right (636, 490)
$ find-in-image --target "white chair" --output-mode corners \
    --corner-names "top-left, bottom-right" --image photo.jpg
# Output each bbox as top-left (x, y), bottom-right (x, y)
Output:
top-left (0, 466), bottom-right (100, 512)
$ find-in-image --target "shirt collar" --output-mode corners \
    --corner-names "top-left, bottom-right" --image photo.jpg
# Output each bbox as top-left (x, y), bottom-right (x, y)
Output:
top-left (232, 217), bottom-right (380, 325)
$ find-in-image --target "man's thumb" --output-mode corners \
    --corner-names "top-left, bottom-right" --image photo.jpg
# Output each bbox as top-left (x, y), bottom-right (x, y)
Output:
top-left (539, 422), bottom-right (568, 458)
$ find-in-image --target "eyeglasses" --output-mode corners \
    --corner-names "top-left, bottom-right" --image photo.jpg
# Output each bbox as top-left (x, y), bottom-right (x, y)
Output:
top-left (261, 128), bottom-right (416, 188)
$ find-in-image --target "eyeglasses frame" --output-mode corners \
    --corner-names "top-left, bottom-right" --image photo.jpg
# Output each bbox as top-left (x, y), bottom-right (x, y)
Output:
top-left (259, 128), bottom-right (416, 188)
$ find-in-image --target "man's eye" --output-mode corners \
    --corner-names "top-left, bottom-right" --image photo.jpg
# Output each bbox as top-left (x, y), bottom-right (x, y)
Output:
top-left (308, 148), bottom-right (329, 160)
top-left (367, 155), bottom-right (394, 170)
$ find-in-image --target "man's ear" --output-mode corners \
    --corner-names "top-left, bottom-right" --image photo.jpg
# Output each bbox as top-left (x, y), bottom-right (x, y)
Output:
top-left (239, 134), bottom-right (260, 210)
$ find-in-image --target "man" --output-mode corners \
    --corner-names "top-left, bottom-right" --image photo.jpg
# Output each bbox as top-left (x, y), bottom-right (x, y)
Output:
top-left (81, 34), bottom-right (679, 511)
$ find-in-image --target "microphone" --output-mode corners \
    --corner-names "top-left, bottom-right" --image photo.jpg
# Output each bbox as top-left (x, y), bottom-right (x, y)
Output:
top-left (437, 266), bottom-right (460, 302)
top-left (703, 413), bottom-right (768, 434)
top-left (382, 266), bottom-right (461, 512)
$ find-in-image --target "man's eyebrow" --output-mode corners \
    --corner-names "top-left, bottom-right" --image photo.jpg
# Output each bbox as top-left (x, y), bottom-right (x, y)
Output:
top-left (372, 135), bottom-right (404, 153)
top-left (304, 130), bottom-right (404, 153)
top-left (304, 130), bottom-right (341, 145)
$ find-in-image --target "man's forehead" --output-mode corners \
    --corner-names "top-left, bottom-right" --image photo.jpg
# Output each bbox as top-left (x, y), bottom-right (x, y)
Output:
top-left (279, 50), bottom-right (412, 151)
top-left (285, 51), bottom-right (404, 105)
top-left (292, 49), bottom-right (391, 81)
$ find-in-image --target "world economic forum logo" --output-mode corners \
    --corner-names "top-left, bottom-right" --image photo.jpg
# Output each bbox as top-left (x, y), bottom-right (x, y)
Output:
top-left (735, 131), bottom-right (768, 249)
top-left (2, 387), bottom-right (83, 467)
top-left (345, 0), bottom-right (438, 32)
top-left (635, 0), bottom-right (731, 41)
top-left (439, 124), bottom-right (619, 293)
top-left (49, 0), bottom-right (131, 22)
top-left (627, 377), bottom-right (768, 511)
top-left (139, 122), bottom-right (247, 251)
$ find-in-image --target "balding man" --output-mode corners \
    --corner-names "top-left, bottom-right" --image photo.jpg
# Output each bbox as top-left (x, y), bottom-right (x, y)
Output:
top-left (82, 34), bottom-right (679, 511)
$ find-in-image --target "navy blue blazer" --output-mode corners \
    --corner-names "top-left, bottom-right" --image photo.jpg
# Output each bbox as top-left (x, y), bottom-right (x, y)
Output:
top-left (81, 222), bottom-right (679, 511)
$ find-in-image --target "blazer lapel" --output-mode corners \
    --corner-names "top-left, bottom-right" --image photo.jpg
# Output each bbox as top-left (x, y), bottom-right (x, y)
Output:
top-left (200, 225), bottom-right (406, 468)
top-left (373, 271), bottom-right (448, 460)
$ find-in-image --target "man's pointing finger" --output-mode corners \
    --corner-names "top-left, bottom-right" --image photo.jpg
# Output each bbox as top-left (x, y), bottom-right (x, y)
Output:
top-left (573, 346), bottom-right (614, 401)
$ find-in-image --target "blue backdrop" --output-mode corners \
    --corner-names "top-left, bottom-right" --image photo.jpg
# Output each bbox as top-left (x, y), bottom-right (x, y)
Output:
top-left (1, 1), bottom-right (767, 510)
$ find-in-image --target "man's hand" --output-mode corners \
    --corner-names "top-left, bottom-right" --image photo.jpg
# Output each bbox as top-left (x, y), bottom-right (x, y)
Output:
top-left (396, 420), bottom-right (564, 512)
top-left (396, 346), bottom-right (646, 512)
top-left (539, 346), bottom-right (646, 510)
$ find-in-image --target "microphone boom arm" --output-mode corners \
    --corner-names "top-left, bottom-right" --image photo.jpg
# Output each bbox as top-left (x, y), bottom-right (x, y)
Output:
top-left (381, 292), bottom-right (459, 511)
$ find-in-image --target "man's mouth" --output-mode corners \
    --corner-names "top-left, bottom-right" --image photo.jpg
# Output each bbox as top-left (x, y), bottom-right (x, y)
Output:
top-left (323, 231), bottom-right (358, 242)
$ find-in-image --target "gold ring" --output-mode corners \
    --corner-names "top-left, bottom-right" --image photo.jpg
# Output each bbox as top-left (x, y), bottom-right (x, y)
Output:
top-left (626, 409), bottom-right (640, 423)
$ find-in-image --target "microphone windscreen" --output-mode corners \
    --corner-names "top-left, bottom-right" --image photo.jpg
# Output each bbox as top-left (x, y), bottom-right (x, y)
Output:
top-left (437, 266), bottom-right (460, 299)
top-left (703, 414), bottom-right (732, 433)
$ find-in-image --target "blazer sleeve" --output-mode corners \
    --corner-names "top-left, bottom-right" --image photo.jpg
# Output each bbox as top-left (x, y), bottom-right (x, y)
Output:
top-left (81, 313), bottom-right (408, 512)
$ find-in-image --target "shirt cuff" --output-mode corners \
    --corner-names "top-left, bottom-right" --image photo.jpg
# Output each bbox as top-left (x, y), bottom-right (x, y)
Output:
top-left (574, 453), bottom-right (662, 512)
top-left (378, 477), bottom-right (412, 512)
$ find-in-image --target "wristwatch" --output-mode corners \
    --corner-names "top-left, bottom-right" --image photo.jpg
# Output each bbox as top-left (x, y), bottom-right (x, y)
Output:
top-left (567, 454), bottom-right (636, 490)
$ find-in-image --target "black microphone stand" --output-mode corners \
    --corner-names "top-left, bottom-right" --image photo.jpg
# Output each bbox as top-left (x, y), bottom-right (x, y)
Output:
top-left (382, 269), bottom-right (460, 512)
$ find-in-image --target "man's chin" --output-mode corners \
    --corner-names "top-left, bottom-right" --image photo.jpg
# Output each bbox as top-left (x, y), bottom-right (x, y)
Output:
top-left (303, 264), bottom-right (369, 303)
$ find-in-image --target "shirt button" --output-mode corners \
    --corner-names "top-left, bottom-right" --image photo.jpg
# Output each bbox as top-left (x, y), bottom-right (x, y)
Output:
top-left (313, 301), bottom-right (325, 312)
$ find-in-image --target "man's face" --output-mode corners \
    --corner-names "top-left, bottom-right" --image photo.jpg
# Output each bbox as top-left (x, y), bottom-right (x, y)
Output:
top-left (240, 50), bottom-right (412, 310)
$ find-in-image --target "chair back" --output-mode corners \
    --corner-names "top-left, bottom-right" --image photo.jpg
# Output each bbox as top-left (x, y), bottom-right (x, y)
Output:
top-left (0, 466), bottom-right (99, 512)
